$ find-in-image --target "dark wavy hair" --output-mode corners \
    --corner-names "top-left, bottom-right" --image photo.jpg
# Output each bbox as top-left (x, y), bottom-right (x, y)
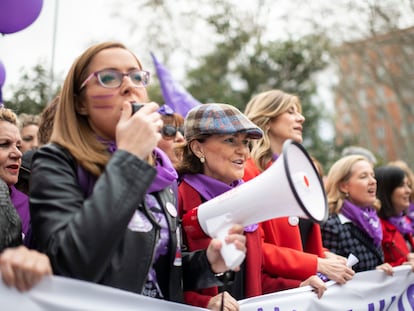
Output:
top-left (375, 165), bottom-right (407, 219)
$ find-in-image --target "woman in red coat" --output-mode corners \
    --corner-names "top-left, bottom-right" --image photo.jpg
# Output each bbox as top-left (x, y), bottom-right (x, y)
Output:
top-left (243, 90), bottom-right (354, 293)
top-left (177, 103), bottom-right (264, 311)
top-left (375, 165), bottom-right (414, 266)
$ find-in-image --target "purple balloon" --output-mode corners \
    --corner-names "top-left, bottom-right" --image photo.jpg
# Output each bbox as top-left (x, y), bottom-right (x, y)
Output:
top-left (0, 0), bottom-right (44, 35)
top-left (0, 61), bottom-right (5, 87)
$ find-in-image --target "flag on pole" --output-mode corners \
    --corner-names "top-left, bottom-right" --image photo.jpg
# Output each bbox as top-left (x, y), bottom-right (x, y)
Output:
top-left (150, 52), bottom-right (201, 117)
top-left (0, 60), bottom-right (5, 106)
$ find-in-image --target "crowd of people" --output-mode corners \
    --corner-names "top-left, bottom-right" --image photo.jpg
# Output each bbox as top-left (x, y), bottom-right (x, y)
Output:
top-left (1, 40), bottom-right (414, 311)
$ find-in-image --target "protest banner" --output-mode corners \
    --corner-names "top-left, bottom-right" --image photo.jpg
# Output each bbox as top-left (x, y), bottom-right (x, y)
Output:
top-left (239, 265), bottom-right (414, 311)
top-left (1, 265), bottom-right (414, 311)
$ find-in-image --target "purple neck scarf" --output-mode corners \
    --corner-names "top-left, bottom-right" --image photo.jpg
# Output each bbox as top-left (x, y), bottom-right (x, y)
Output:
top-left (388, 212), bottom-right (414, 235)
top-left (405, 202), bottom-right (414, 223)
top-left (9, 185), bottom-right (30, 235)
top-left (147, 148), bottom-right (178, 193)
top-left (100, 140), bottom-right (177, 299)
top-left (99, 138), bottom-right (177, 192)
top-left (182, 174), bottom-right (258, 232)
top-left (341, 200), bottom-right (383, 247)
top-left (183, 174), bottom-right (241, 200)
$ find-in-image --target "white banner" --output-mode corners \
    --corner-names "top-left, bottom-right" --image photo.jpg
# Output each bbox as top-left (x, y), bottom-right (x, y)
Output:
top-left (0, 275), bottom-right (205, 311)
top-left (240, 265), bottom-right (414, 311)
top-left (1, 266), bottom-right (414, 311)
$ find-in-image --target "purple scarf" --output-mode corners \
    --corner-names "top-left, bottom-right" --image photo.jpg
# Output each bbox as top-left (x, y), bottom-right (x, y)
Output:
top-left (388, 212), bottom-right (414, 235)
top-left (99, 138), bottom-right (177, 192)
top-left (405, 202), bottom-right (414, 224)
top-left (182, 174), bottom-right (258, 232)
top-left (101, 140), bottom-right (178, 299)
top-left (147, 148), bottom-right (178, 193)
top-left (341, 200), bottom-right (383, 247)
top-left (9, 185), bottom-right (30, 235)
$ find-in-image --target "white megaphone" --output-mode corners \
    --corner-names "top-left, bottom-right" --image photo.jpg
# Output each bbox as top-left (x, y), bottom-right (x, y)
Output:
top-left (182, 139), bottom-right (328, 270)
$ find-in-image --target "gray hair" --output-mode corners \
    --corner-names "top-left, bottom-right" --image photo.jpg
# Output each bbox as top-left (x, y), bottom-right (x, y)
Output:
top-left (341, 146), bottom-right (377, 165)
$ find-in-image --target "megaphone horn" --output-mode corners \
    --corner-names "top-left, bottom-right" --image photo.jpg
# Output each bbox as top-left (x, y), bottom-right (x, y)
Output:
top-left (182, 139), bottom-right (328, 269)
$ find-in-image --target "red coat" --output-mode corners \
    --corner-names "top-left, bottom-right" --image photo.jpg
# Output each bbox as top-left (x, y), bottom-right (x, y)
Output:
top-left (381, 218), bottom-right (414, 267)
top-left (178, 180), bottom-right (263, 308)
top-left (243, 158), bottom-right (325, 292)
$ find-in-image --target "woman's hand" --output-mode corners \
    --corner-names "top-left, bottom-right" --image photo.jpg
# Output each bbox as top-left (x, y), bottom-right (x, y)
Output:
top-left (206, 224), bottom-right (246, 273)
top-left (300, 275), bottom-right (327, 299)
top-left (317, 256), bottom-right (355, 284)
top-left (324, 251), bottom-right (347, 261)
top-left (0, 246), bottom-right (52, 291)
top-left (207, 292), bottom-right (239, 311)
top-left (376, 263), bottom-right (394, 276)
top-left (402, 261), bottom-right (414, 272)
top-left (117, 101), bottom-right (163, 160)
top-left (406, 253), bottom-right (414, 263)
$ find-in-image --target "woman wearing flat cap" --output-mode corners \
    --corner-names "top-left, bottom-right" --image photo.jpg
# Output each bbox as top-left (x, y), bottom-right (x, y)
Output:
top-left (176, 103), bottom-right (263, 311)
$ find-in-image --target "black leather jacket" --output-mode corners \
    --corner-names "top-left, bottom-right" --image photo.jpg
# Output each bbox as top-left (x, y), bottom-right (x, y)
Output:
top-left (30, 144), bottom-right (219, 302)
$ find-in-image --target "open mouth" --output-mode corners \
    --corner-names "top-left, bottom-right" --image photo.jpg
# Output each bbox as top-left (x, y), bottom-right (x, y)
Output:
top-left (232, 159), bottom-right (244, 166)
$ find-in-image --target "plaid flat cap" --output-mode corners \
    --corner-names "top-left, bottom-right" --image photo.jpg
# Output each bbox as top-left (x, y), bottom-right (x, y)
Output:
top-left (184, 103), bottom-right (263, 141)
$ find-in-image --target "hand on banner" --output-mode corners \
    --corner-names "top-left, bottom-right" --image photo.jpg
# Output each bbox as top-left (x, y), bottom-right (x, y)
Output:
top-left (317, 256), bottom-right (355, 284)
top-left (206, 224), bottom-right (246, 273)
top-left (300, 275), bottom-right (327, 299)
top-left (324, 251), bottom-right (347, 261)
top-left (0, 246), bottom-right (52, 291)
top-left (406, 253), bottom-right (414, 263)
top-left (375, 262), bottom-right (394, 276)
top-left (402, 260), bottom-right (414, 272)
top-left (207, 291), bottom-right (239, 311)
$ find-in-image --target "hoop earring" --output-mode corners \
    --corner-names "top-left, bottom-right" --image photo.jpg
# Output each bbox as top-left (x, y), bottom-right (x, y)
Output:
top-left (200, 156), bottom-right (205, 164)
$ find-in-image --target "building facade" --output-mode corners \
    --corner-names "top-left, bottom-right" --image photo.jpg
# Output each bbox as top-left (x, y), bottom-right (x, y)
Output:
top-left (333, 26), bottom-right (414, 166)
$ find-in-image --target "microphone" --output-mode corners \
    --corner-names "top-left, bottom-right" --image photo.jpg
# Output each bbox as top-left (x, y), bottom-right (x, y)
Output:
top-left (131, 102), bottom-right (144, 115)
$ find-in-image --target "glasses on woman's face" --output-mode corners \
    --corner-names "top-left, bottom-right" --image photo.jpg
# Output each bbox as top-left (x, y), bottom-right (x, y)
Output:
top-left (161, 125), bottom-right (184, 139)
top-left (79, 69), bottom-right (150, 91)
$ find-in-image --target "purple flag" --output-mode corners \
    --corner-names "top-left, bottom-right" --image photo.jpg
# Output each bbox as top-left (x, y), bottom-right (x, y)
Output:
top-left (151, 52), bottom-right (201, 117)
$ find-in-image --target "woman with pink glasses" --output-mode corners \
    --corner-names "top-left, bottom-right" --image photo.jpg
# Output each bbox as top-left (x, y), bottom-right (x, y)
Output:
top-left (29, 41), bottom-right (246, 305)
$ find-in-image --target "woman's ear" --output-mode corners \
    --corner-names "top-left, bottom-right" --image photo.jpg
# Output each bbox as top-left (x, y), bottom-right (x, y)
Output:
top-left (339, 181), bottom-right (349, 194)
top-left (76, 101), bottom-right (88, 116)
top-left (189, 140), bottom-right (204, 158)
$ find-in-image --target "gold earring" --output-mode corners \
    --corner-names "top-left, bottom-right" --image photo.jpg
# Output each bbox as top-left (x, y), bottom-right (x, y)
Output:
top-left (200, 156), bottom-right (205, 164)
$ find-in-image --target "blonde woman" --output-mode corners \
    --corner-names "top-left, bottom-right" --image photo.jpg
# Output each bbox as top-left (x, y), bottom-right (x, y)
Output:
top-left (321, 155), bottom-right (393, 274)
top-left (243, 89), bottom-right (353, 294)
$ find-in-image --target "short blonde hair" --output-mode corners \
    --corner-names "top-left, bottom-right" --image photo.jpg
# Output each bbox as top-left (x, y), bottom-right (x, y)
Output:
top-left (0, 107), bottom-right (18, 125)
top-left (325, 155), bottom-right (380, 215)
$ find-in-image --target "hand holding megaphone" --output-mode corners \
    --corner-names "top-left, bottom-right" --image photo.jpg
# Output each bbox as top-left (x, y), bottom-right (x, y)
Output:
top-left (205, 211), bottom-right (246, 269)
top-left (182, 140), bottom-right (328, 270)
top-left (206, 224), bottom-right (247, 273)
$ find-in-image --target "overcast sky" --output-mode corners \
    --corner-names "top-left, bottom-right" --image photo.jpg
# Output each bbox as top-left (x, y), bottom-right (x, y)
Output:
top-left (0, 0), bottom-right (127, 97)
top-left (0, 0), bottom-right (305, 96)
top-left (0, 0), bottom-right (340, 139)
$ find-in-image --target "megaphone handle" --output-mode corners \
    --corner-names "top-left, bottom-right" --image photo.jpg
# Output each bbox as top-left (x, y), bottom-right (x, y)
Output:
top-left (204, 213), bottom-right (246, 269)
top-left (217, 229), bottom-right (246, 270)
